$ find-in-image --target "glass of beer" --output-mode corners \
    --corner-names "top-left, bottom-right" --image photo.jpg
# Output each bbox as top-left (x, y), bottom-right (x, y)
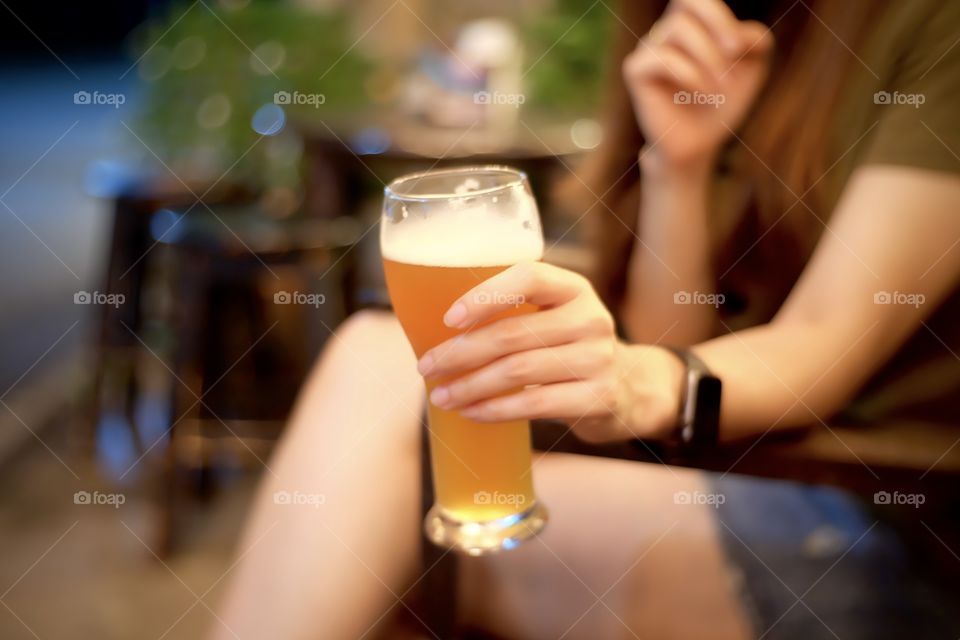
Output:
top-left (381, 165), bottom-right (548, 555)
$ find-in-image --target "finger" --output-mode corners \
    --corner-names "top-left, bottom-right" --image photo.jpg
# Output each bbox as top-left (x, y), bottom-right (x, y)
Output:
top-left (420, 301), bottom-right (614, 379)
top-left (735, 20), bottom-right (774, 58)
top-left (624, 43), bottom-right (712, 93)
top-left (671, 0), bottom-right (744, 55)
top-left (430, 340), bottom-right (612, 410)
top-left (459, 379), bottom-right (616, 423)
top-left (660, 11), bottom-right (728, 82)
top-left (442, 262), bottom-right (586, 329)
top-left (716, 21), bottom-right (774, 81)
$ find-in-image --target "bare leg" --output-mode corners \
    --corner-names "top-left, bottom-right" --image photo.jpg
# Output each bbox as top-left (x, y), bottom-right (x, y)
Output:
top-left (213, 311), bottom-right (425, 640)
top-left (459, 454), bottom-right (752, 640)
top-left (215, 312), bottom-right (749, 639)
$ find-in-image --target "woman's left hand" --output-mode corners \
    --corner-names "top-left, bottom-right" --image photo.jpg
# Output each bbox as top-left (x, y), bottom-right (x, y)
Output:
top-left (417, 262), bottom-right (684, 444)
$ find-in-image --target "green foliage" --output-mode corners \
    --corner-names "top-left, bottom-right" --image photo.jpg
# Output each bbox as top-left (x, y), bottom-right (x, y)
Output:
top-left (522, 0), bottom-right (613, 115)
top-left (130, 1), bottom-right (371, 185)
top-left (130, 0), bottom-right (611, 184)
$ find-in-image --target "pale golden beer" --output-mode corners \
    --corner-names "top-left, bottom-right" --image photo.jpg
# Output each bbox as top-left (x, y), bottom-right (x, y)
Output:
top-left (381, 166), bottom-right (547, 554)
top-left (383, 260), bottom-right (536, 521)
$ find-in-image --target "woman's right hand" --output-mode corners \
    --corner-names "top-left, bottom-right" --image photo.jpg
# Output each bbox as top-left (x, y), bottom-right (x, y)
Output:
top-left (623, 0), bottom-right (773, 170)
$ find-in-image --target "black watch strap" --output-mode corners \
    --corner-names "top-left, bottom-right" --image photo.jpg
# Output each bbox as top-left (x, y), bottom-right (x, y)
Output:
top-left (663, 346), bottom-right (722, 454)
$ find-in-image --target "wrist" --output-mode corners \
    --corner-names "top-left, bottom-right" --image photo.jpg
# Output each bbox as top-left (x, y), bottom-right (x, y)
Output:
top-left (639, 145), bottom-right (716, 187)
top-left (614, 342), bottom-right (686, 441)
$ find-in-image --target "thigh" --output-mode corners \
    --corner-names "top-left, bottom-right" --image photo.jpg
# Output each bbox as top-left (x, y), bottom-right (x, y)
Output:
top-left (216, 310), bottom-right (427, 640)
top-left (458, 454), bottom-right (752, 640)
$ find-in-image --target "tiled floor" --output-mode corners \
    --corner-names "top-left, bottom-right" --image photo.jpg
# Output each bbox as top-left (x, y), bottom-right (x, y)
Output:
top-left (0, 415), bottom-right (258, 640)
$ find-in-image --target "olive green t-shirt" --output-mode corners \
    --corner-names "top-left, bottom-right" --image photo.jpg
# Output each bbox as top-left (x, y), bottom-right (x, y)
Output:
top-left (715, 0), bottom-right (960, 424)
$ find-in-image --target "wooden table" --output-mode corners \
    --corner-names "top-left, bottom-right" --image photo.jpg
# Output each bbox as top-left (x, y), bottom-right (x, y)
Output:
top-left (292, 111), bottom-right (587, 240)
top-left (531, 419), bottom-right (960, 497)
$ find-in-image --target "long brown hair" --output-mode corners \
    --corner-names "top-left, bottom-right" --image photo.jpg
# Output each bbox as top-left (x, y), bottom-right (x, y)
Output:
top-left (574, 0), bottom-right (885, 312)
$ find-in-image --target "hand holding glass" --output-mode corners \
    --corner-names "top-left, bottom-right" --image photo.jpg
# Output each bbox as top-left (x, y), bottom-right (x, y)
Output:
top-left (380, 166), bottom-right (548, 555)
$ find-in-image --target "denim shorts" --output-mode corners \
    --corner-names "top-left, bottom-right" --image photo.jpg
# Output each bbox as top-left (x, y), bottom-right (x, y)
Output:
top-left (708, 473), bottom-right (959, 639)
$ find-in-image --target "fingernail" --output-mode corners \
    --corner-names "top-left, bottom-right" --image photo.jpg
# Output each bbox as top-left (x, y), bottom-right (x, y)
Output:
top-left (418, 353), bottom-right (433, 375)
top-left (430, 386), bottom-right (450, 408)
top-left (443, 302), bottom-right (467, 328)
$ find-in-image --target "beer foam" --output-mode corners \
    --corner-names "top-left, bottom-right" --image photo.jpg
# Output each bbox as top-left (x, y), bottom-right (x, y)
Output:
top-left (381, 198), bottom-right (544, 267)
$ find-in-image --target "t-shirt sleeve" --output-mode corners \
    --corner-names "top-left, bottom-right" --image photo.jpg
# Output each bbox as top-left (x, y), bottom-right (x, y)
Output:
top-left (862, 1), bottom-right (960, 174)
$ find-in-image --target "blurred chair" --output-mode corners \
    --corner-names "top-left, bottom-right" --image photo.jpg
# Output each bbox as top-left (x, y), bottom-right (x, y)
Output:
top-left (86, 171), bottom-right (257, 463)
top-left (149, 203), bottom-right (363, 554)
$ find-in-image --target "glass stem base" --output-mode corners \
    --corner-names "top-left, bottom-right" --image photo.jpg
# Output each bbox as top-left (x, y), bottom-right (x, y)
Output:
top-left (424, 501), bottom-right (548, 556)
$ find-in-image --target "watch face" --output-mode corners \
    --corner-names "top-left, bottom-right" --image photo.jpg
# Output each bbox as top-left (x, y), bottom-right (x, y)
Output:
top-left (690, 377), bottom-right (722, 449)
top-left (662, 345), bottom-right (721, 452)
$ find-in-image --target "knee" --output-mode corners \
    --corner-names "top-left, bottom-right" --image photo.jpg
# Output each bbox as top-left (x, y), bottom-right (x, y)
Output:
top-left (334, 309), bottom-right (408, 358)
top-left (338, 308), bottom-right (402, 336)
top-left (328, 310), bottom-right (424, 445)
top-left (317, 309), bottom-right (420, 400)
top-left (296, 308), bottom-right (423, 440)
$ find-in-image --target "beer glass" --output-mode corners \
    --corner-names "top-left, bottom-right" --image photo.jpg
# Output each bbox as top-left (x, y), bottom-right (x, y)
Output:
top-left (381, 166), bottom-right (548, 555)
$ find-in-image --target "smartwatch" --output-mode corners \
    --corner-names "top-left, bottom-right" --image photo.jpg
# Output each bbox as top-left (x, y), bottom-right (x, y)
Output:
top-left (663, 346), bottom-right (722, 454)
